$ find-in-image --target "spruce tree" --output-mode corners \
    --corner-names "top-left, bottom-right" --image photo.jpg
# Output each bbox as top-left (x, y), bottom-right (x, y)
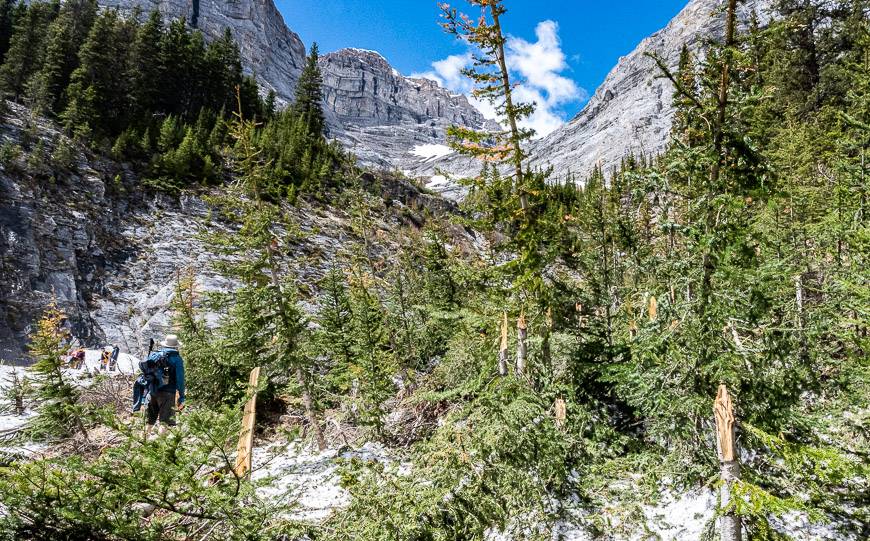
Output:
top-left (0, 0), bottom-right (22, 65)
top-left (200, 95), bottom-right (327, 449)
top-left (203, 28), bottom-right (243, 113)
top-left (62, 9), bottom-right (130, 139)
top-left (26, 306), bottom-right (90, 441)
top-left (127, 10), bottom-right (164, 122)
top-left (27, 0), bottom-right (97, 114)
top-left (347, 274), bottom-right (395, 435)
top-left (440, 0), bottom-right (535, 210)
top-left (314, 265), bottom-right (356, 400)
top-left (293, 42), bottom-right (325, 138)
top-left (159, 18), bottom-right (196, 117)
top-left (0, 0), bottom-right (59, 99)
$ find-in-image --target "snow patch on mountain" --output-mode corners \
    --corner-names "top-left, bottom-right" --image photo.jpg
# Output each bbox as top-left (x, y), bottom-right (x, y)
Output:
top-left (411, 144), bottom-right (453, 161)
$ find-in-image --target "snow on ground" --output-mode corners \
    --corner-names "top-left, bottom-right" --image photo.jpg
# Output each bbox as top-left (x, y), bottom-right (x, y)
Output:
top-left (0, 350), bottom-right (139, 455)
top-left (411, 144), bottom-right (453, 161)
top-left (76, 349), bottom-right (138, 375)
top-left (252, 441), bottom-right (394, 521)
top-left (486, 487), bottom-right (857, 541)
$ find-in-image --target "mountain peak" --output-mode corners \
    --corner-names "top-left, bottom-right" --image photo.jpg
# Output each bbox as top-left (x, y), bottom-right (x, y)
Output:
top-left (525, 0), bottom-right (773, 180)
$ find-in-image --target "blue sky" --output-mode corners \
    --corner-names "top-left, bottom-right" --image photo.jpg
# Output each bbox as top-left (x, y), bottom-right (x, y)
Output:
top-left (275, 0), bottom-right (688, 134)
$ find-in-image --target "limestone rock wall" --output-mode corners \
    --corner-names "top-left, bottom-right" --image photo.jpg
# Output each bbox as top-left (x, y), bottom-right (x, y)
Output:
top-left (99, 0), bottom-right (307, 104)
top-left (525, 0), bottom-right (773, 181)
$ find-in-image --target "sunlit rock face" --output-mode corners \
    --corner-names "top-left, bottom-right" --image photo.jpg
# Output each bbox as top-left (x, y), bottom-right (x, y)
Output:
top-left (318, 48), bottom-right (499, 171)
top-left (524, 0), bottom-right (774, 181)
top-left (99, 0), bottom-right (307, 104)
top-left (418, 0), bottom-right (774, 189)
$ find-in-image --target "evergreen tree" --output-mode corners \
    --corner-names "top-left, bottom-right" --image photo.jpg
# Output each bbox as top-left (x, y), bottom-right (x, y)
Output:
top-left (200, 96), bottom-right (327, 449)
top-left (203, 28), bottom-right (243, 113)
top-left (0, 407), bottom-right (299, 539)
top-left (0, 0), bottom-right (59, 99)
top-left (348, 274), bottom-right (395, 435)
top-left (26, 306), bottom-right (90, 441)
top-left (62, 9), bottom-right (130, 139)
top-left (27, 0), bottom-right (97, 114)
top-left (159, 18), bottom-right (193, 117)
top-left (126, 10), bottom-right (164, 122)
top-left (314, 265), bottom-right (356, 401)
top-left (0, 0), bottom-right (23, 65)
top-left (293, 42), bottom-right (325, 138)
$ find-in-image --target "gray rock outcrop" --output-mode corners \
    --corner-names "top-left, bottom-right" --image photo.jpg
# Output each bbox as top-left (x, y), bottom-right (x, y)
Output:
top-left (0, 103), bottom-right (466, 363)
top-left (525, 0), bottom-right (772, 181)
top-left (99, 0), bottom-right (307, 104)
top-left (414, 0), bottom-right (773, 189)
top-left (319, 48), bottom-right (499, 171)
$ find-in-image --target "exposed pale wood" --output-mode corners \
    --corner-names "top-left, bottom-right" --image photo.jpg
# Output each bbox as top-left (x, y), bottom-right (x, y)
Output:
top-left (498, 312), bottom-right (509, 376)
top-left (648, 295), bottom-right (658, 322)
top-left (234, 366), bottom-right (261, 479)
top-left (714, 384), bottom-right (736, 462)
top-left (714, 384), bottom-right (742, 541)
top-left (554, 398), bottom-right (566, 429)
top-left (516, 312), bottom-right (527, 375)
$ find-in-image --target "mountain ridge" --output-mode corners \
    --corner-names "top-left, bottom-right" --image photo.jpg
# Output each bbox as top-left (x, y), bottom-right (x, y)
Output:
top-left (409, 0), bottom-right (774, 191)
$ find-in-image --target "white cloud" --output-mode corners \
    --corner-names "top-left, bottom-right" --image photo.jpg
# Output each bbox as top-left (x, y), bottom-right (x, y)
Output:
top-left (415, 20), bottom-right (586, 137)
top-left (410, 52), bottom-right (474, 93)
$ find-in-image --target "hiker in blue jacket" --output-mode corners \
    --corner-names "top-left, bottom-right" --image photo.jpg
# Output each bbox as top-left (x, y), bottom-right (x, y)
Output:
top-left (146, 334), bottom-right (186, 435)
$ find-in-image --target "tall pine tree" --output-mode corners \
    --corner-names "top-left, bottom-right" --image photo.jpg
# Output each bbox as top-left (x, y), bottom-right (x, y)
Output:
top-left (293, 42), bottom-right (325, 138)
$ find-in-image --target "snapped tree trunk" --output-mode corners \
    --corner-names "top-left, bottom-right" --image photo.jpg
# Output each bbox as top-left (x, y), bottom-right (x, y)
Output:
top-left (516, 313), bottom-right (527, 376)
top-left (498, 312), bottom-right (509, 376)
top-left (714, 384), bottom-right (742, 541)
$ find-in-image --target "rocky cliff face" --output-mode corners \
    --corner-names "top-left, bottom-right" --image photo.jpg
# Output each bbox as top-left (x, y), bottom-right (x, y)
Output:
top-left (96, 1), bottom-right (491, 171)
top-left (416, 0), bottom-right (774, 189)
top-left (99, 0), bottom-right (307, 103)
top-left (524, 0), bottom-right (773, 181)
top-left (0, 103), bottom-right (466, 363)
top-left (319, 48), bottom-right (498, 171)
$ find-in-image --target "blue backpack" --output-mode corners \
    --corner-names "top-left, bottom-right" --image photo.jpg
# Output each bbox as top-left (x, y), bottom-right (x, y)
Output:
top-left (131, 351), bottom-right (172, 412)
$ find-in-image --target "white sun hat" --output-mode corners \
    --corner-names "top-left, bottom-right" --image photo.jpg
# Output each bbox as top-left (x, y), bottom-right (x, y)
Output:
top-left (160, 334), bottom-right (182, 348)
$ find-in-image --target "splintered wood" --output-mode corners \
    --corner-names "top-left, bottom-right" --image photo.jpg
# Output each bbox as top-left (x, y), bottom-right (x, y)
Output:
top-left (714, 384), bottom-right (736, 462)
top-left (648, 295), bottom-right (658, 322)
top-left (554, 398), bottom-right (567, 429)
top-left (234, 366), bottom-right (261, 478)
top-left (516, 312), bottom-right (527, 375)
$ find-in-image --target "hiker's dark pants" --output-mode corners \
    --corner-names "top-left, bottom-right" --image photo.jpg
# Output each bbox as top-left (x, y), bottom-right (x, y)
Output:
top-left (146, 390), bottom-right (176, 426)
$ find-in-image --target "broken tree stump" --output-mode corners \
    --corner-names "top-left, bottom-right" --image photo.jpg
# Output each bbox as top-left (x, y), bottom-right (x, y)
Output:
top-left (714, 384), bottom-right (742, 541)
top-left (516, 312), bottom-right (527, 376)
top-left (554, 398), bottom-right (566, 430)
top-left (234, 366), bottom-right (261, 479)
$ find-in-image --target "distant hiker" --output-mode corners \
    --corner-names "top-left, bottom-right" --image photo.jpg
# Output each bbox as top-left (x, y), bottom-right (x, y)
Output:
top-left (140, 335), bottom-right (185, 435)
top-left (109, 345), bottom-right (120, 371)
top-left (100, 348), bottom-right (111, 371)
top-left (69, 348), bottom-right (86, 369)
